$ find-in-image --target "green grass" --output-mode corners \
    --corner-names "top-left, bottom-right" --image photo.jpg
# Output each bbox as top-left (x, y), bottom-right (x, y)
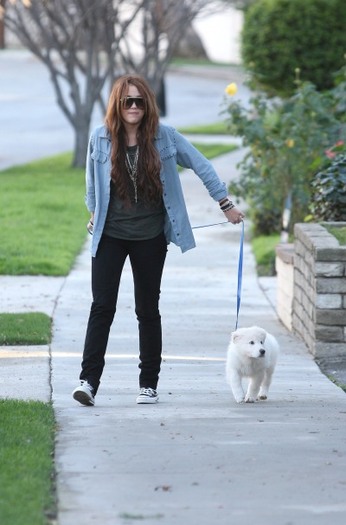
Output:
top-left (192, 142), bottom-right (237, 158)
top-left (0, 400), bottom-right (56, 525)
top-left (169, 57), bottom-right (236, 68)
top-left (251, 234), bottom-right (281, 276)
top-left (0, 153), bottom-right (88, 276)
top-left (323, 225), bottom-right (346, 245)
top-left (179, 121), bottom-right (229, 135)
top-left (325, 374), bottom-right (346, 393)
top-left (0, 313), bottom-right (52, 345)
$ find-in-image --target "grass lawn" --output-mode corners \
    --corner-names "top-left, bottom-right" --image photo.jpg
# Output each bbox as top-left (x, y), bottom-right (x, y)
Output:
top-left (0, 153), bottom-right (88, 276)
top-left (0, 313), bottom-right (52, 345)
top-left (192, 142), bottom-right (237, 158)
top-left (0, 400), bottom-right (56, 525)
top-left (180, 121), bottom-right (229, 135)
top-left (251, 234), bottom-right (281, 276)
top-left (324, 225), bottom-right (346, 245)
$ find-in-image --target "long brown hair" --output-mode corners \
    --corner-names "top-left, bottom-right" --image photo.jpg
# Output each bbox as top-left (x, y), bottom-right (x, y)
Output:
top-left (105, 74), bottom-right (162, 204)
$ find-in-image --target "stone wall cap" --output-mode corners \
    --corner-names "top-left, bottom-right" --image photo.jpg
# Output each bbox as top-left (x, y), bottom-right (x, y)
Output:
top-left (295, 223), bottom-right (341, 249)
top-left (276, 243), bottom-right (294, 264)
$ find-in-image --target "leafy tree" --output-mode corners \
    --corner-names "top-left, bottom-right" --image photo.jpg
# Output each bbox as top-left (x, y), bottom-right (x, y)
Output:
top-left (241, 0), bottom-right (346, 97)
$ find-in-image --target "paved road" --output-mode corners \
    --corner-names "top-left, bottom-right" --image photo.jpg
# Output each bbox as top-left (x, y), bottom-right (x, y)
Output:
top-left (0, 49), bottom-right (246, 170)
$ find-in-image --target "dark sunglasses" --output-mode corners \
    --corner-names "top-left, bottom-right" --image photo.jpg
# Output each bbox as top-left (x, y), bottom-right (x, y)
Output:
top-left (121, 97), bottom-right (145, 110)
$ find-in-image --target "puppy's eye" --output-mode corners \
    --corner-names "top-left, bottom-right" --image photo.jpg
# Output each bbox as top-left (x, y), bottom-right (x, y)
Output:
top-left (260, 340), bottom-right (264, 345)
top-left (250, 340), bottom-right (255, 345)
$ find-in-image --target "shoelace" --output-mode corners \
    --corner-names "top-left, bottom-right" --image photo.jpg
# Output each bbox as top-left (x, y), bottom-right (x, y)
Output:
top-left (81, 380), bottom-right (94, 393)
top-left (139, 388), bottom-right (156, 396)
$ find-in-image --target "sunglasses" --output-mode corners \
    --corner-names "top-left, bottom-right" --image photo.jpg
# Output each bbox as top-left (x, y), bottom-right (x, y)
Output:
top-left (121, 97), bottom-right (145, 110)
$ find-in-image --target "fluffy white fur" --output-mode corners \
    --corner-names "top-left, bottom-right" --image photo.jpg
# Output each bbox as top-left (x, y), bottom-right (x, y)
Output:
top-left (226, 326), bottom-right (279, 403)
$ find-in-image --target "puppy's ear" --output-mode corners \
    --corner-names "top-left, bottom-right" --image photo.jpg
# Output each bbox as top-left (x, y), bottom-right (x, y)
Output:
top-left (231, 331), bottom-right (240, 343)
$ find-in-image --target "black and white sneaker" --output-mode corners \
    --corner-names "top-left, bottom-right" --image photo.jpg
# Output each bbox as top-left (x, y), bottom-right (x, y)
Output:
top-left (136, 387), bottom-right (159, 404)
top-left (72, 380), bottom-right (95, 406)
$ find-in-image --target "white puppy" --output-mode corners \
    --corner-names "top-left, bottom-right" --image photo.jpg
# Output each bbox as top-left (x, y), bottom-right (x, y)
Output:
top-left (226, 326), bottom-right (279, 403)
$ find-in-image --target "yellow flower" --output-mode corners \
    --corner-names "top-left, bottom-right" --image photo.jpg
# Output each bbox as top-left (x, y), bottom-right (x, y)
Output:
top-left (286, 139), bottom-right (295, 148)
top-left (225, 82), bottom-right (238, 96)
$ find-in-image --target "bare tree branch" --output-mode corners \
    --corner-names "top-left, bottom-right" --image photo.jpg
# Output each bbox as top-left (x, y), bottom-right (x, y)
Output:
top-left (118, 0), bottom-right (221, 93)
top-left (4, 0), bottom-right (136, 166)
top-left (3, 0), bottom-right (223, 166)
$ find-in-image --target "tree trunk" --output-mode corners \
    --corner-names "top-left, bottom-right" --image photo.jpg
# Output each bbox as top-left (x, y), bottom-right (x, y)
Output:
top-left (0, 0), bottom-right (6, 49)
top-left (72, 115), bottom-right (91, 168)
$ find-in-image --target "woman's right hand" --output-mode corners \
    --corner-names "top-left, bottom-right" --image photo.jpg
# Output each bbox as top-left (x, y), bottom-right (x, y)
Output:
top-left (224, 205), bottom-right (245, 225)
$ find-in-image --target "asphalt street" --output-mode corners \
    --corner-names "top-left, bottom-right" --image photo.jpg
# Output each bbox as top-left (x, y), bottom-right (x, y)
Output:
top-left (0, 49), bottom-right (247, 170)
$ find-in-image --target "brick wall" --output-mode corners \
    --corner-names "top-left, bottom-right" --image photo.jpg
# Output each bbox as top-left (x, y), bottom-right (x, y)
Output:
top-left (275, 243), bottom-right (294, 331)
top-left (292, 223), bottom-right (346, 361)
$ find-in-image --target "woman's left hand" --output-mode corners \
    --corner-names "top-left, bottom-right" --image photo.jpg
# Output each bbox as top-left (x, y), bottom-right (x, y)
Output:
top-left (224, 205), bottom-right (245, 225)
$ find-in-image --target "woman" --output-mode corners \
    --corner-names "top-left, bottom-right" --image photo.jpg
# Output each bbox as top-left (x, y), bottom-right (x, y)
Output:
top-left (72, 74), bottom-right (244, 406)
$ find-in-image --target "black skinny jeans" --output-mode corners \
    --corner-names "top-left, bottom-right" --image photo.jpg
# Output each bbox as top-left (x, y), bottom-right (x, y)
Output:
top-left (80, 232), bottom-right (167, 394)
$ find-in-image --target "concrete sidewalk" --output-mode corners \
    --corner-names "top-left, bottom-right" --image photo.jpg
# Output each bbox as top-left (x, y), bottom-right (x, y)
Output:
top-left (51, 151), bottom-right (346, 525)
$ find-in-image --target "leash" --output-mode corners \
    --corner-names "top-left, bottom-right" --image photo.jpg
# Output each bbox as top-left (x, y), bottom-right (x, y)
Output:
top-left (192, 220), bottom-right (229, 230)
top-left (191, 219), bottom-right (245, 331)
top-left (235, 220), bottom-right (244, 330)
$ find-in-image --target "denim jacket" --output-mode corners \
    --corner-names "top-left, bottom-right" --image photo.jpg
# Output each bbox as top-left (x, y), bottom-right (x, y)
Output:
top-left (85, 123), bottom-right (227, 257)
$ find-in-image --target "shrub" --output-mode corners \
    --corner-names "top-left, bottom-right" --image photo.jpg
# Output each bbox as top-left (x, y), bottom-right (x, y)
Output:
top-left (331, 64), bottom-right (346, 123)
top-left (242, 0), bottom-right (346, 96)
top-left (309, 142), bottom-right (346, 222)
top-left (223, 80), bottom-right (342, 235)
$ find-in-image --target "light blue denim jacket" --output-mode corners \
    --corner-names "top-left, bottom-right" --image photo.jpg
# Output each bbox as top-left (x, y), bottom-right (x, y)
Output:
top-left (85, 123), bottom-right (228, 257)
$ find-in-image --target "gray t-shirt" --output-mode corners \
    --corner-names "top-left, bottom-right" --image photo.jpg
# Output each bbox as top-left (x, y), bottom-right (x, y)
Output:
top-left (103, 147), bottom-right (164, 240)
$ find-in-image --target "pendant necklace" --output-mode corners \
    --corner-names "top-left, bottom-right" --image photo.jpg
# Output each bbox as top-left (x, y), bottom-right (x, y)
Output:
top-left (125, 146), bottom-right (139, 203)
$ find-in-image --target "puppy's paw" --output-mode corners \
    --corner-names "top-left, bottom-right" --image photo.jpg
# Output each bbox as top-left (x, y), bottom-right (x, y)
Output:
top-left (234, 396), bottom-right (245, 404)
top-left (245, 396), bottom-right (256, 403)
top-left (258, 394), bottom-right (268, 400)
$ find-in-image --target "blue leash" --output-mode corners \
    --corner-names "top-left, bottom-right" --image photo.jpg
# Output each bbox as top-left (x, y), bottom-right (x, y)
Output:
top-left (235, 220), bottom-right (244, 330)
top-left (192, 219), bottom-right (244, 330)
top-left (192, 220), bottom-right (229, 229)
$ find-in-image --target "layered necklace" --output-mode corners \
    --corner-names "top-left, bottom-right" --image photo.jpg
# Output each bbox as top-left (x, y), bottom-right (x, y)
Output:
top-left (125, 145), bottom-right (139, 203)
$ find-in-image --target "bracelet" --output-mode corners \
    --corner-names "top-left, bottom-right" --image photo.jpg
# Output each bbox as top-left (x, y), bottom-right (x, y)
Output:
top-left (220, 200), bottom-right (235, 212)
top-left (222, 204), bottom-right (235, 212)
top-left (219, 197), bottom-right (229, 207)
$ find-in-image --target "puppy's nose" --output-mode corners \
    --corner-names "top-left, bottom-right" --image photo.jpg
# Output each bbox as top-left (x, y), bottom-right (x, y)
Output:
top-left (259, 349), bottom-right (265, 356)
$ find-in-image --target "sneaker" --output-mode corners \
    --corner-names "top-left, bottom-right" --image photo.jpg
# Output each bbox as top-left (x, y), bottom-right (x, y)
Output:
top-left (136, 387), bottom-right (159, 404)
top-left (72, 380), bottom-right (95, 406)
